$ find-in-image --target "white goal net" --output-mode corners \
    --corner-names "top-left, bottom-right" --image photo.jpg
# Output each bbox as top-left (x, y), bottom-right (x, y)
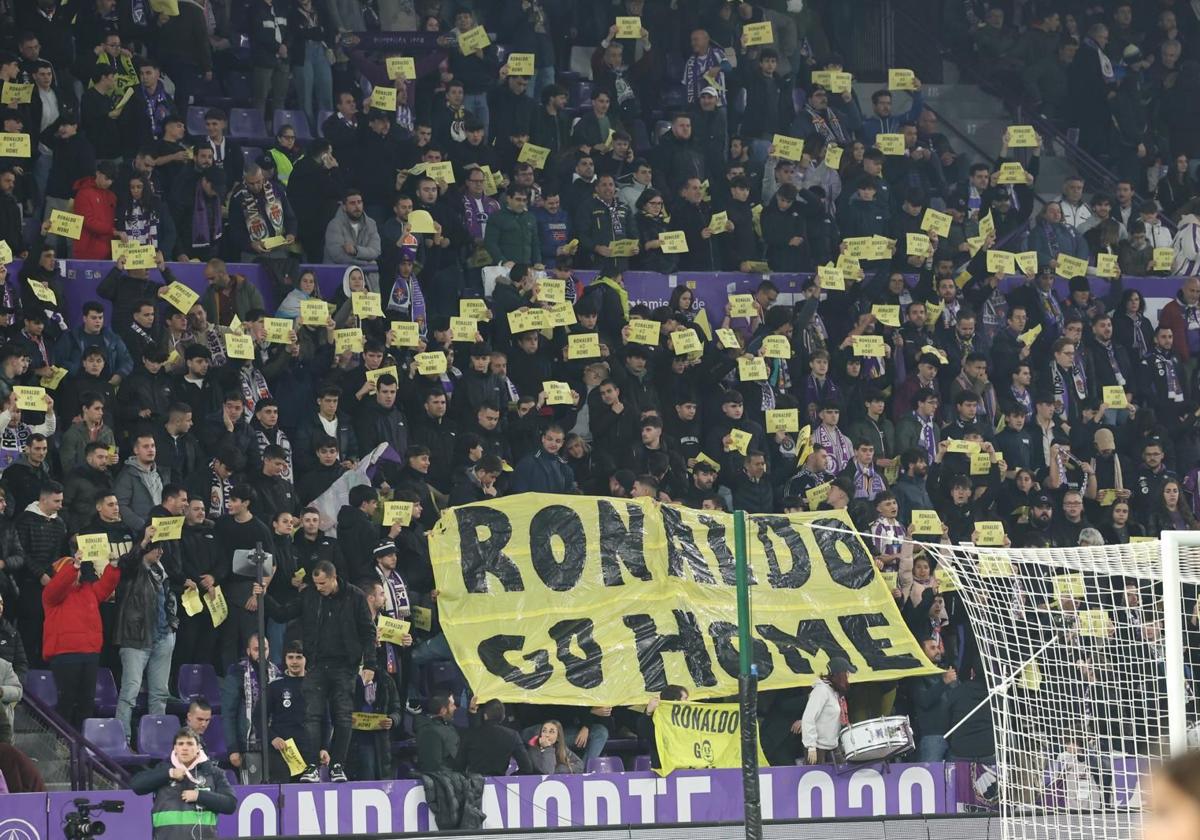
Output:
top-left (925, 534), bottom-right (1200, 840)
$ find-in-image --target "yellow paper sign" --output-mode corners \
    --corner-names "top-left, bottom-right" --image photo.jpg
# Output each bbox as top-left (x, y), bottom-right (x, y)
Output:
top-left (872, 304), bottom-right (901, 326)
top-left (263, 317), bottom-right (293, 344)
top-left (995, 162), bottom-right (1028, 184)
top-left (448, 316), bottom-right (477, 341)
top-left (851, 335), bottom-right (886, 357)
top-left (369, 86), bottom-right (397, 111)
top-left (161, 282), bottom-right (199, 314)
top-left (508, 308), bottom-right (548, 333)
top-left (1056, 253), bottom-right (1088, 279)
top-left (0, 83), bottom-right (33, 105)
top-left (334, 328), bottom-right (365, 355)
top-left (27, 279), bottom-right (56, 304)
top-left (608, 239), bottom-right (639, 258)
top-left (817, 263), bottom-right (845, 290)
top-left (742, 21), bottom-right (774, 46)
top-left (716, 328), bottom-right (740, 349)
top-left (1153, 247), bottom-right (1174, 271)
top-left (912, 510), bottom-right (942, 535)
top-left (615, 16), bottom-right (643, 38)
top-left (279, 738), bottom-right (307, 777)
top-left (1096, 253), bottom-right (1120, 278)
top-left (728, 294), bottom-right (757, 318)
top-left (876, 134), bottom-right (905, 155)
top-left (377, 614), bottom-right (412, 645)
top-left (0, 134), bottom-right (31, 158)
top-left (517, 142), bottom-right (551, 169)
top-left (12, 386), bottom-right (46, 412)
top-left (0, 241), bottom-right (11, 265)
top-left (738, 356), bottom-right (768, 381)
top-left (205, 586), bottom-right (228, 627)
top-left (534, 278), bottom-right (565, 304)
top-left (383, 500), bottom-right (414, 527)
top-left (806, 481), bottom-right (831, 508)
top-left (975, 521), bottom-right (1006, 546)
top-left (408, 209), bottom-right (437, 234)
top-left (300, 299), bottom-right (330, 326)
top-left (628, 319), bottom-right (660, 345)
top-left (977, 211), bottom-right (995, 240)
top-left (772, 134), bottom-right (805, 161)
top-left (1014, 251), bottom-right (1038, 276)
top-left (726, 428), bottom-right (753, 455)
top-left (1054, 573), bottom-right (1086, 601)
top-left (824, 145), bottom-right (843, 169)
top-left (946, 439), bottom-right (980, 454)
top-left (986, 249), bottom-right (1016, 275)
top-left (40, 366), bottom-right (68, 390)
top-left (363, 367), bottom-right (398, 392)
top-left (390, 320), bottom-right (420, 347)
top-left (506, 53), bottom-right (535, 75)
top-left (351, 712), bottom-right (391, 731)
top-left (460, 298), bottom-right (489, 319)
top-left (906, 232), bottom-right (931, 258)
top-left (659, 231), bottom-right (689, 254)
top-left (260, 235), bottom-right (287, 250)
top-left (708, 211), bottom-right (729, 234)
top-left (694, 453), bottom-right (722, 473)
top-left (426, 161), bottom-right (456, 184)
top-left (546, 301), bottom-right (576, 327)
top-left (411, 605), bottom-right (433, 631)
top-left (150, 516), bottom-right (184, 541)
top-left (1097, 489), bottom-right (1118, 506)
top-left (1018, 323), bottom-right (1043, 346)
top-left (415, 351), bottom-right (448, 375)
top-left (979, 555), bottom-right (1014, 577)
top-left (888, 68), bottom-right (919, 90)
top-left (1007, 125), bottom-right (1038, 147)
top-left (78, 532), bottom-right (110, 564)
top-left (385, 56), bottom-right (416, 80)
top-left (1102, 385), bottom-right (1128, 409)
top-left (1078, 610), bottom-right (1113, 637)
top-left (458, 25), bottom-right (491, 54)
top-left (543, 380), bottom-right (573, 405)
top-left (349, 291), bottom-right (383, 320)
top-left (181, 587), bottom-right (204, 617)
top-left (568, 333), bottom-right (601, 359)
top-left (921, 208), bottom-right (952, 238)
top-left (765, 409), bottom-right (800, 434)
top-left (761, 335), bottom-right (791, 359)
top-left (671, 329), bottom-right (702, 355)
top-left (828, 71), bottom-right (853, 94)
top-left (970, 452), bottom-right (992, 475)
top-left (48, 209), bottom-right (85, 240)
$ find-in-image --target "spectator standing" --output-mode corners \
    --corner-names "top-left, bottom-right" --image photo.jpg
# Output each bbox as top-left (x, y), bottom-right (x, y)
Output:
top-left (129, 727), bottom-right (237, 839)
top-left (14, 481), bottom-right (68, 667)
top-left (249, 0), bottom-right (291, 120)
top-left (458, 699), bottom-right (533, 775)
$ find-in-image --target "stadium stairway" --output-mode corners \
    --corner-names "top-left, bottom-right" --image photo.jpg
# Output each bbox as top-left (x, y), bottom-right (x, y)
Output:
top-left (12, 703), bottom-right (74, 791)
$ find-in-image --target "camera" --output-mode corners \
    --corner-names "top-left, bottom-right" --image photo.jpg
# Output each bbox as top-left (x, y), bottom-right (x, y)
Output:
top-left (63, 798), bottom-right (124, 839)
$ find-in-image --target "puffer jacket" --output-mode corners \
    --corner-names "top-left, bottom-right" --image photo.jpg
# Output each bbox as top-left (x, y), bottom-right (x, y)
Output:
top-left (42, 559), bottom-right (121, 659)
top-left (113, 547), bottom-right (178, 650)
top-left (130, 757), bottom-right (237, 840)
top-left (71, 175), bottom-right (116, 260)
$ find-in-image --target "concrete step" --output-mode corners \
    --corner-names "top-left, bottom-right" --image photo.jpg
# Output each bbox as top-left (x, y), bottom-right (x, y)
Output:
top-left (1034, 155), bottom-right (1076, 194)
top-left (923, 85), bottom-right (1011, 120)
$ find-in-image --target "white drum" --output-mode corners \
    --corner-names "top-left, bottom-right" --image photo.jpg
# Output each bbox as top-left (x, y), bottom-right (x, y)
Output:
top-left (837, 716), bottom-right (914, 762)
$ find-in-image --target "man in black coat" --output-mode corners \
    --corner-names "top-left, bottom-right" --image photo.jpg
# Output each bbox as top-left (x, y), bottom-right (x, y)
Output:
top-left (736, 49), bottom-right (795, 143)
top-left (287, 140), bottom-right (346, 263)
top-left (574, 173), bottom-right (639, 275)
top-left (335, 485), bottom-right (384, 582)
top-left (650, 113), bottom-right (706, 194)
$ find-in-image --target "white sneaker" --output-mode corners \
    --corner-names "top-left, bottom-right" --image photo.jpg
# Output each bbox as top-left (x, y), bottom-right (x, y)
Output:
top-left (329, 763), bottom-right (348, 783)
top-left (298, 765), bottom-right (320, 783)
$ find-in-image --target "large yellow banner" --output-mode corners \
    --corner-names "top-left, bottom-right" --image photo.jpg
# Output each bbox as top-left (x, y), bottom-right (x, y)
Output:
top-left (429, 496), bottom-right (937, 705)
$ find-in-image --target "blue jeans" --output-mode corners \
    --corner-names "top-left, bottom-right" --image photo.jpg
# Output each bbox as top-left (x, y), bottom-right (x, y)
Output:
top-left (266, 619), bottom-right (286, 668)
top-left (566, 722), bottom-right (609, 766)
top-left (464, 93), bottom-right (490, 140)
top-left (292, 40), bottom-right (334, 127)
top-left (117, 634), bottom-right (176, 741)
top-left (916, 734), bottom-right (949, 762)
top-left (407, 633), bottom-right (453, 700)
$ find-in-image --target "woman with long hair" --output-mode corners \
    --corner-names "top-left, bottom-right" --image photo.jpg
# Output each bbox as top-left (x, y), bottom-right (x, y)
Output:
top-left (116, 174), bottom-right (164, 253)
top-left (1150, 479), bottom-right (1200, 532)
top-left (1112, 288), bottom-right (1155, 359)
top-left (668, 285), bottom-right (696, 319)
top-left (633, 189), bottom-right (677, 274)
top-left (1156, 153), bottom-right (1197, 219)
top-left (526, 720), bottom-right (583, 774)
top-left (1101, 500), bottom-right (1144, 544)
top-left (276, 269), bottom-right (323, 319)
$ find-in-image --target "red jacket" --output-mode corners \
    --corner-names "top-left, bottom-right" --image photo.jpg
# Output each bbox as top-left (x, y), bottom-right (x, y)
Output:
top-left (71, 176), bottom-right (116, 260)
top-left (42, 560), bottom-right (120, 660)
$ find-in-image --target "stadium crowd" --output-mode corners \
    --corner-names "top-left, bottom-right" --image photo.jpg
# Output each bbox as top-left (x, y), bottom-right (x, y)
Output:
top-left (0, 0), bottom-right (1193, 790)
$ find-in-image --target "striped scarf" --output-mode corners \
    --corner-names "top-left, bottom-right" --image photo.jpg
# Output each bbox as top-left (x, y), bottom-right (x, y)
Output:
top-left (804, 105), bottom-right (847, 144)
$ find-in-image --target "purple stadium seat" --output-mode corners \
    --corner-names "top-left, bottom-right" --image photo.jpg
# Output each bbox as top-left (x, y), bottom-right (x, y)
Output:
top-left (93, 668), bottom-right (118, 718)
top-left (203, 714), bottom-right (229, 760)
top-left (241, 146), bottom-right (264, 169)
top-left (138, 714), bottom-right (181, 759)
top-left (223, 72), bottom-right (252, 105)
top-left (632, 755), bottom-right (652, 772)
top-left (586, 756), bottom-right (623, 774)
top-left (24, 670), bottom-right (56, 707)
top-left (273, 110), bottom-right (312, 140)
top-left (82, 718), bottom-right (151, 767)
top-left (186, 105), bottom-right (208, 137)
top-left (177, 664), bottom-right (222, 712)
top-left (230, 107), bottom-right (269, 141)
top-left (571, 81), bottom-right (593, 109)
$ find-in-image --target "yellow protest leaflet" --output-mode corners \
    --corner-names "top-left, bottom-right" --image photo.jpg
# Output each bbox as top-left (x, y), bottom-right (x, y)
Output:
top-left (694, 453), bottom-right (722, 473)
top-left (0, 82), bottom-right (33, 105)
top-left (761, 335), bottom-right (791, 358)
top-left (40, 366), bottom-right (68, 390)
top-left (48, 209), bottom-right (85, 240)
top-left (351, 712), bottom-right (391, 731)
top-left (805, 481), bottom-right (831, 508)
top-left (1056, 253), bottom-right (1088, 279)
top-left (1078, 610), bottom-right (1113, 637)
top-left (408, 209), bottom-right (437, 233)
top-left (921, 208), bottom-right (952, 238)
top-left (460, 298), bottom-right (489, 319)
top-left (299, 299), bottom-right (330, 326)
top-left (933, 564), bottom-right (958, 592)
top-left (708, 211), bottom-right (729, 235)
top-left (426, 161), bottom-right (456, 184)
top-left (385, 56), bottom-right (416, 80)
top-left (824, 145), bottom-right (843, 169)
top-left (608, 239), bottom-right (639, 258)
top-left (1102, 385), bottom-right (1128, 409)
top-left (546, 301), bottom-right (577, 327)
top-left (369, 86), bottom-right (397, 111)
top-left (364, 365), bottom-right (399, 388)
top-left (383, 500), bottom-right (414, 527)
top-left (906, 232), bottom-right (931, 258)
top-left (1153, 247), bottom-right (1174, 271)
top-left (1096, 253), bottom-right (1120, 278)
top-left (728, 293), bottom-right (757, 318)
top-left (160, 282), bottom-right (199, 314)
top-left (377, 614), bottom-right (412, 645)
top-left (671, 329), bottom-right (702, 355)
top-left (350, 291), bottom-right (383, 320)
top-left (517, 142), bottom-right (551, 169)
top-left (986, 249), bottom-right (1016, 275)
top-left (1097, 489), bottom-right (1118, 507)
top-left (1014, 251), bottom-right (1038, 275)
top-left (969, 452), bottom-right (992, 475)
top-left (888, 68), bottom-right (919, 90)
top-left (458, 25), bottom-right (491, 54)
top-left (912, 510), bottom-right (942, 536)
top-left (872, 304), bottom-right (901, 327)
top-left (975, 521), bottom-right (1006, 546)
top-left (263, 317), bottom-right (293, 344)
top-left (977, 211), bottom-right (995, 240)
top-left (411, 605), bottom-right (433, 631)
top-left (120, 242), bottom-right (156, 269)
top-left (737, 356), bottom-right (768, 381)
top-left (260, 234), bottom-right (287, 250)
top-left (150, 516), bottom-right (184, 541)
top-left (946, 439), bottom-right (980, 454)
top-left (817, 263), bottom-right (845, 290)
top-left (543, 381), bottom-right (574, 405)
top-left (205, 586), bottom-right (228, 627)
top-left (180, 587), bottom-right (203, 617)
top-left (149, 0), bottom-right (179, 14)
top-left (334, 328), bottom-right (364, 355)
top-left (628, 319), bottom-right (660, 346)
top-left (765, 409), bottom-right (800, 434)
top-left (876, 133), bottom-right (905, 155)
top-left (716, 328), bottom-right (740, 349)
top-left (1018, 323), bottom-right (1043, 346)
top-left (415, 351), bottom-right (448, 375)
top-left (390, 320), bottom-right (420, 347)
top-left (0, 241), bottom-right (11, 265)
top-left (535, 278), bottom-right (565, 303)
top-left (279, 739), bottom-right (307, 777)
top-left (27, 279), bottom-right (56, 304)
top-left (506, 52), bottom-right (535, 75)
top-left (78, 533), bottom-right (110, 564)
top-left (1054, 573), bottom-right (1086, 601)
top-left (653, 699), bottom-right (767, 776)
top-left (995, 162), bottom-right (1027, 184)
top-left (837, 253), bottom-right (863, 280)
top-left (828, 71), bottom-right (853, 93)
top-left (742, 21), bottom-right (774, 46)
top-left (449, 316), bottom-right (477, 341)
top-left (615, 16), bottom-right (642, 38)
top-left (726, 428), bottom-right (753, 455)
top-left (0, 134), bottom-right (31, 158)
top-left (1007, 125), bottom-right (1038, 147)
top-left (979, 555), bottom-right (1014, 577)
top-left (509, 308), bottom-right (548, 333)
top-left (659, 231), bottom-right (689, 253)
top-left (568, 333), bottom-right (601, 359)
top-left (851, 335), bottom-right (885, 357)
top-left (12, 386), bottom-right (46, 412)
top-left (771, 134), bottom-right (805, 161)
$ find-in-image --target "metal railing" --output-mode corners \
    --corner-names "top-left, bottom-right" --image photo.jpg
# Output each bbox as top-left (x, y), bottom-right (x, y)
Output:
top-left (18, 691), bottom-right (131, 791)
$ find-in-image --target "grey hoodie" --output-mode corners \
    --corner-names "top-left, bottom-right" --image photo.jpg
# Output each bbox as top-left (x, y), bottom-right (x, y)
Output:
top-left (113, 457), bottom-right (167, 532)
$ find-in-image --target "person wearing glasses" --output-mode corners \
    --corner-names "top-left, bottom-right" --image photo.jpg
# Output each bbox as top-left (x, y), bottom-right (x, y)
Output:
top-left (267, 125), bottom-right (302, 186)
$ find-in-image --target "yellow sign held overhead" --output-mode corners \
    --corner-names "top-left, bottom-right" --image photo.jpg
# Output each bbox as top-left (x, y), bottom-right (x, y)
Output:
top-left (1006, 125), bottom-right (1038, 147)
top-left (567, 333), bottom-right (601, 359)
top-left (887, 68), bottom-right (919, 90)
top-left (876, 134), bottom-right (905, 155)
top-left (615, 16), bottom-right (642, 38)
top-left (457, 25), bottom-right (491, 54)
top-left (506, 53), bottom-right (535, 75)
top-left (48, 210), bottom-right (85, 240)
top-left (517, 143), bottom-right (551, 169)
top-left (385, 56), bottom-right (416, 80)
top-left (737, 356), bottom-right (768, 381)
top-left (921, 208), bottom-right (952, 238)
top-left (742, 21), bottom-right (774, 46)
top-left (415, 351), bottom-right (448, 375)
top-left (771, 134), bottom-right (805, 161)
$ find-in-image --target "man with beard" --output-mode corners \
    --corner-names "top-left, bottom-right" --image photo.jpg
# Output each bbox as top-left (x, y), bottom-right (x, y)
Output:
top-left (175, 496), bottom-right (226, 674)
top-left (892, 448), bottom-right (937, 526)
top-left (293, 506), bottom-right (345, 580)
top-left (323, 188), bottom-right (381, 268)
top-left (227, 164), bottom-right (297, 265)
top-left (903, 634), bottom-right (957, 762)
top-left (1015, 492), bottom-right (1057, 547)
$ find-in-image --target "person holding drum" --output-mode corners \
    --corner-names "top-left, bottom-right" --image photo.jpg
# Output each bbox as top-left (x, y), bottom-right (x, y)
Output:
top-left (799, 657), bottom-right (856, 764)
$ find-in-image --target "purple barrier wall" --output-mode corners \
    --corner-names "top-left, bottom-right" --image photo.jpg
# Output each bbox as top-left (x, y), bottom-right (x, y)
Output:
top-left (0, 763), bottom-right (964, 837)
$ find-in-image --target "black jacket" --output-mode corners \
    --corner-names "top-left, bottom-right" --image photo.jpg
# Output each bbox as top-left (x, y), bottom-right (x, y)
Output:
top-left (336, 505), bottom-right (382, 582)
top-left (458, 721), bottom-right (534, 776)
top-left (293, 530), bottom-right (346, 579)
top-left (113, 548), bottom-right (178, 649)
top-left (181, 521), bottom-right (229, 587)
top-left (267, 579), bottom-right (376, 668)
